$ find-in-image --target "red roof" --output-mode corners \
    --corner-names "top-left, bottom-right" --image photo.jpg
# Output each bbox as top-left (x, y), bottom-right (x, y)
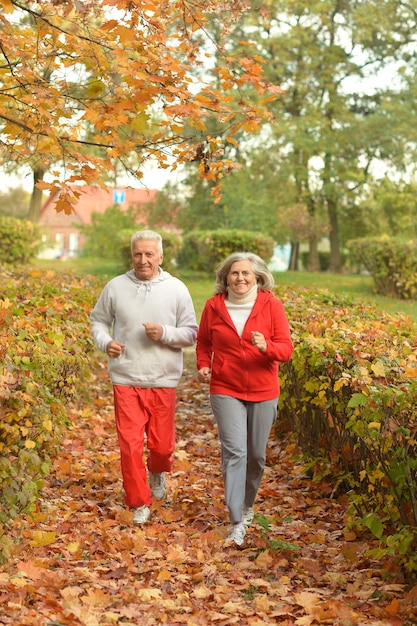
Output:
top-left (39, 185), bottom-right (157, 227)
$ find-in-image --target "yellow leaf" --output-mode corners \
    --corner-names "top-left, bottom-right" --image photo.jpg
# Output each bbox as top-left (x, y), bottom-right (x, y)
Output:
top-left (294, 590), bottom-right (321, 610)
top-left (175, 449), bottom-right (189, 460)
top-left (255, 549), bottom-right (273, 567)
top-left (42, 419), bottom-right (53, 433)
top-left (225, 136), bottom-right (239, 147)
top-left (11, 577), bottom-right (28, 588)
top-left (368, 421), bottom-right (381, 431)
top-left (81, 588), bottom-right (111, 607)
top-left (137, 588), bottom-right (162, 601)
top-left (131, 113), bottom-right (149, 133)
top-left (0, 0), bottom-right (14, 13)
top-left (29, 531), bottom-right (57, 547)
top-left (334, 377), bottom-right (349, 392)
top-left (24, 440), bottom-right (36, 449)
top-left (223, 600), bottom-right (244, 613)
top-left (87, 79), bottom-right (106, 97)
top-left (67, 542), bottom-right (80, 553)
top-left (255, 595), bottom-right (273, 611)
top-left (192, 585), bottom-right (212, 599)
top-left (371, 361), bottom-right (386, 377)
top-left (0, 298), bottom-right (12, 309)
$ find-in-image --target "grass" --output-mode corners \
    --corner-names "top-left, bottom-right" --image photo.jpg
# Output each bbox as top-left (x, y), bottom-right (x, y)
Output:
top-left (33, 257), bottom-right (417, 323)
top-left (275, 271), bottom-right (417, 322)
top-left (34, 256), bottom-right (122, 277)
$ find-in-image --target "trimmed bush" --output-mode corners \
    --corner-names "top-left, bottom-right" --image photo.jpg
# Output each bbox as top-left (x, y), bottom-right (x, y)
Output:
top-left (278, 285), bottom-right (417, 576)
top-left (0, 268), bottom-right (104, 561)
top-left (348, 236), bottom-right (417, 300)
top-left (178, 229), bottom-right (275, 274)
top-left (0, 217), bottom-right (42, 264)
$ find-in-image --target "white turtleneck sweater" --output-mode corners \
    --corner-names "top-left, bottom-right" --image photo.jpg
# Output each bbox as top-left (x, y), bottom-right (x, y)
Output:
top-left (225, 284), bottom-right (258, 337)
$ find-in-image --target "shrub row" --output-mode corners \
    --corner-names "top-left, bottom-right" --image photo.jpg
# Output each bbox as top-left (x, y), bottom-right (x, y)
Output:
top-left (0, 217), bottom-right (43, 265)
top-left (348, 236), bottom-right (417, 300)
top-left (278, 285), bottom-right (417, 576)
top-left (0, 267), bottom-right (104, 561)
top-left (177, 229), bottom-right (275, 274)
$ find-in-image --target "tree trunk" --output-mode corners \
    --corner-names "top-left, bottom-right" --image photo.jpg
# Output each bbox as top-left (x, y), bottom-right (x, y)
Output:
top-left (328, 197), bottom-right (342, 273)
top-left (288, 241), bottom-right (299, 271)
top-left (307, 235), bottom-right (320, 271)
top-left (27, 167), bottom-right (45, 223)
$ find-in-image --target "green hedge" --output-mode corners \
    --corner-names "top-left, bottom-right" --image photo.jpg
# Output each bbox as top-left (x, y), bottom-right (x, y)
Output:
top-left (278, 285), bottom-right (417, 576)
top-left (348, 236), bottom-right (417, 300)
top-left (0, 217), bottom-right (42, 264)
top-left (178, 229), bottom-right (275, 274)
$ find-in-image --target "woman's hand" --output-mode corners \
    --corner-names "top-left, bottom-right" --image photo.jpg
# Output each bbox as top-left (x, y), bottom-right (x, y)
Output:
top-left (251, 331), bottom-right (267, 353)
top-left (198, 367), bottom-right (211, 383)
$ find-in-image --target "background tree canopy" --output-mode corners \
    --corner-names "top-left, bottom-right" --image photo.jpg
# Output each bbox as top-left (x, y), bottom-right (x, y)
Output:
top-left (171, 0), bottom-right (417, 271)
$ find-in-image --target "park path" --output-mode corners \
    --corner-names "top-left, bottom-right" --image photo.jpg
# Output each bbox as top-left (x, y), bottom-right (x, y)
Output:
top-left (0, 351), bottom-right (415, 625)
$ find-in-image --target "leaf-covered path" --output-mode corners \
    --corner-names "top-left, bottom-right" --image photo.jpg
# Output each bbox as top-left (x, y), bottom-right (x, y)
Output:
top-left (1, 353), bottom-right (416, 625)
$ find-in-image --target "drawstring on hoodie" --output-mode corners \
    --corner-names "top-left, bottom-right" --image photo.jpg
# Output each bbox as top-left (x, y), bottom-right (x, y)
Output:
top-left (136, 282), bottom-right (153, 299)
top-left (129, 267), bottom-right (167, 300)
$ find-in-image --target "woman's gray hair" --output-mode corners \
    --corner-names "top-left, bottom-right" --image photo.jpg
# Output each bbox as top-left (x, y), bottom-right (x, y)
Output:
top-left (131, 229), bottom-right (163, 253)
top-left (214, 251), bottom-right (275, 294)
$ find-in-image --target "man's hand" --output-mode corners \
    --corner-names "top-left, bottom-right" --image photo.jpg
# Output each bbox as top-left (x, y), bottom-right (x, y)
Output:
top-left (143, 322), bottom-right (163, 341)
top-left (106, 340), bottom-right (125, 358)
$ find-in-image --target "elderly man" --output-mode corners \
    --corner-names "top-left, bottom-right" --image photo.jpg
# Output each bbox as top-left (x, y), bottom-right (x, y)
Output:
top-left (91, 230), bottom-right (198, 524)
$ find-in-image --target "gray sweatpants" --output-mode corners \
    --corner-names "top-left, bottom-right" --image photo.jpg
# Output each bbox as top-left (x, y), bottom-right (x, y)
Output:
top-left (210, 394), bottom-right (278, 525)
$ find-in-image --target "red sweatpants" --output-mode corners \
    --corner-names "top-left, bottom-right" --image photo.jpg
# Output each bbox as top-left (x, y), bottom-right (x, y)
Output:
top-left (113, 385), bottom-right (176, 508)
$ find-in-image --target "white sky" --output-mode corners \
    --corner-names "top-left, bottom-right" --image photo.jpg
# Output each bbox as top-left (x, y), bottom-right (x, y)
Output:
top-left (2, 162), bottom-right (179, 193)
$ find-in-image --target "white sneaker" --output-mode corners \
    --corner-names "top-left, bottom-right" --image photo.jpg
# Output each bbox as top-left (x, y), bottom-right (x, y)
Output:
top-left (225, 522), bottom-right (246, 547)
top-left (242, 506), bottom-right (254, 526)
top-left (149, 472), bottom-right (166, 500)
top-left (133, 505), bottom-right (151, 524)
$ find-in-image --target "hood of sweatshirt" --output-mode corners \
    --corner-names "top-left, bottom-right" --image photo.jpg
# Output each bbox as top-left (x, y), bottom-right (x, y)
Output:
top-left (125, 268), bottom-right (171, 297)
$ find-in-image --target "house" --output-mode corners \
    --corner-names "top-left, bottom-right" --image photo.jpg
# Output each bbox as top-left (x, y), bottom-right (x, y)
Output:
top-left (38, 185), bottom-right (157, 258)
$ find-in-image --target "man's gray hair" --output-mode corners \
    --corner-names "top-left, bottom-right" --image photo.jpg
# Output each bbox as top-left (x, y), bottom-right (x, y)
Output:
top-left (131, 230), bottom-right (163, 253)
top-left (214, 251), bottom-right (275, 294)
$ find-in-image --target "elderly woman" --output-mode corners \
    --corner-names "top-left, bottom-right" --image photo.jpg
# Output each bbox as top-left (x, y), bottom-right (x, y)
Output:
top-left (197, 251), bottom-right (293, 547)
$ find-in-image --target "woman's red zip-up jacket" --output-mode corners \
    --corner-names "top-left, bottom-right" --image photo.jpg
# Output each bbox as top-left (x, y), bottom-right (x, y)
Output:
top-left (196, 290), bottom-right (294, 402)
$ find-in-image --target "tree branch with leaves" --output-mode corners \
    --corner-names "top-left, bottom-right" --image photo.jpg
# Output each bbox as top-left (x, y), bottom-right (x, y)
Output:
top-left (0, 0), bottom-right (276, 216)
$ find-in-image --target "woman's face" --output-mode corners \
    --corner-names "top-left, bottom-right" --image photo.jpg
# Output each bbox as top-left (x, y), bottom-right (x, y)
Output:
top-left (227, 260), bottom-right (257, 296)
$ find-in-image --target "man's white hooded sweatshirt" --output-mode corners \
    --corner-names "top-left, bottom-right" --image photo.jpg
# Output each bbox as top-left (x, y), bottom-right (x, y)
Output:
top-left (90, 269), bottom-right (198, 388)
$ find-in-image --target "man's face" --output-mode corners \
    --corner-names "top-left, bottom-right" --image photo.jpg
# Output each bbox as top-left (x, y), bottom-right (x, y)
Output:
top-left (132, 239), bottom-right (163, 281)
